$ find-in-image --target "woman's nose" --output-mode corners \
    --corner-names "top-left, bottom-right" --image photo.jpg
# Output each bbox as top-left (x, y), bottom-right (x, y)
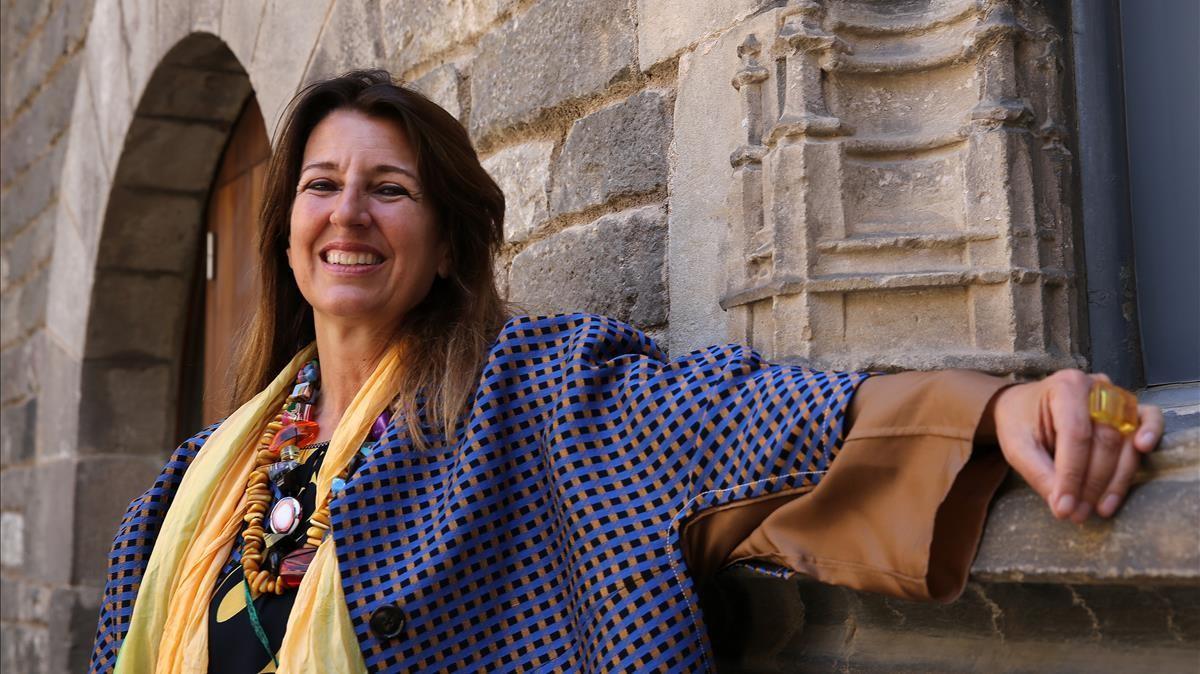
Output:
top-left (330, 188), bottom-right (369, 228)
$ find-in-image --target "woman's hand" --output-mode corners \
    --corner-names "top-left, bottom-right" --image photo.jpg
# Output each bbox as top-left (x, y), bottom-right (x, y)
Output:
top-left (989, 370), bottom-right (1164, 523)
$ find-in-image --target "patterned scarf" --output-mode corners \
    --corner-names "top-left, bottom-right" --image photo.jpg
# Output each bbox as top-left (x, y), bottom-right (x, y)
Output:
top-left (115, 342), bottom-right (404, 673)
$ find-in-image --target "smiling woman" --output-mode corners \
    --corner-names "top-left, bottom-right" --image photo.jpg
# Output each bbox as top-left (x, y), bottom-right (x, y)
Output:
top-left (88, 71), bottom-right (1164, 674)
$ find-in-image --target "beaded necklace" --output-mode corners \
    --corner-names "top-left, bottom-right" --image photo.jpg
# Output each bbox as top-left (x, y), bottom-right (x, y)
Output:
top-left (239, 358), bottom-right (391, 595)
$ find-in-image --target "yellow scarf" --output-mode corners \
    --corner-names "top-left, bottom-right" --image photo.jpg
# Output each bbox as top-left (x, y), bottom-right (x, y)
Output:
top-left (116, 342), bottom-right (405, 673)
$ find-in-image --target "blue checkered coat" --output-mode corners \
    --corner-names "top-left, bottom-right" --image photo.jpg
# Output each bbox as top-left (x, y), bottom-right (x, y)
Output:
top-left (90, 314), bottom-right (866, 673)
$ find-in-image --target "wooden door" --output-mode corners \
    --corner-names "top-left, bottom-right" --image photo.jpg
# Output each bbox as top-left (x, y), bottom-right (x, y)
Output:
top-left (202, 97), bottom-right (271, 423)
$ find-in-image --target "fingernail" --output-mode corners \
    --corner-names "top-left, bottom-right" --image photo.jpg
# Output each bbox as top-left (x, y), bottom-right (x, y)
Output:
top-left (1056, 494), bottom-right (1075, 518)
top-left (1100, 494), bottom-right (1120, 516)
top-left (1139, 431), bottom-right (1155, 445)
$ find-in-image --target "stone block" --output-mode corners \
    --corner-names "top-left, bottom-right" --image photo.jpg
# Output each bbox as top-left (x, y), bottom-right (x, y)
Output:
top-left (550, 90), bottom-right (670, 217)
top-left (113, 118), bottom-right (227, 192)
top-left (305, 0), bottom-right (387, 83)
top-left (0, 0), bottom-right (88, 122)
top-left (135, 67), bottom-right (250, 123)
top-left (77, 360), bottom-right (176, 457)
top-left (0, 57), bottom-right (81, 187)
top-left (84, 4), bottom-right (134, 174)
top-left (411, 63), bottom-right (464, 122)
top-left (59, 85), bottom-right (112, 249)
top-left (19, 458), bottom-right (76, 583)
top-left (96, 189), bottom-right (204, 274)
top-left (973, 426), bottom-right (1200, 584)
top-left (219, 0), bottom-right (268, 70)
top-left (119, 0), bottom-right (159, 97)
top-left (637, 0), bottom-right (761, 70)
top-left (0, 511), bottom-right (24, 567)
top-left (381, 0), bottom-right (516, 75)
top-left (0, 208), bottom-right (55, 294)
top-left (668, 8), bottom-right (780, 354)
top-left (83, 270), bottom-right (188, 361)
top-left (72, 454), bottom-right (165, 587)
top-left (44, 218), bottom-right (92, 358)
top-left (0, 464), bottom-right (32, 509)
top-left (469, 0), bottom-right (637, 140)
top-left (0, 576), bottom-right (52, 624)
top-left (481, 140), bottom-right (554, 243)
top-left (0, 141), bottom-right (65, 242)
top-left (0, 0), bottom-right (51, 69)
top-left (0, 266), bottom-right (49, 347)
top-left (509, 205), bottom-right (667, 326)
top-left (34, 338), bottom-right (81, 460)
top-left (252, 0), bottom-right (333, 137)
top-left (0, 331), bottom-right (42, 406)
top-left (0, 624), bottom-right (49, 674)
top-left (0, 397), bottom-right (38, 465)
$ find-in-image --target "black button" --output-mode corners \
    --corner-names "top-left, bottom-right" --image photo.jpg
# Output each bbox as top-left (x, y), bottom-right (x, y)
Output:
top-left (369, 603), bottom-right (406, 639)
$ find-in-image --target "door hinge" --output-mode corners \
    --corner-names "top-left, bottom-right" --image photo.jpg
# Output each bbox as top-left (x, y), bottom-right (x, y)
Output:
top-left (205, 231), bottom-right (216, 281)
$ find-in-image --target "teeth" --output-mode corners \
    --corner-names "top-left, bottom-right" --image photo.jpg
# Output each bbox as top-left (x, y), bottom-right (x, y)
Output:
top-left (325, 250), bottom-right (381, 266)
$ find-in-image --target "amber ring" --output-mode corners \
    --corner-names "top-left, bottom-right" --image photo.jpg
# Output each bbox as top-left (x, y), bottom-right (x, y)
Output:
top-left (1088, 380), bottom-right (1139, 434)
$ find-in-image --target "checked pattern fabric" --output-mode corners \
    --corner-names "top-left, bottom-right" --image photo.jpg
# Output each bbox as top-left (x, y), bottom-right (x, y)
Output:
top-left (90, 314), bottom-right (866, 673)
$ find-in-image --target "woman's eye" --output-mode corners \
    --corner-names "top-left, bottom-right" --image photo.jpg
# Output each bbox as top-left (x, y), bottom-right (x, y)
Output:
top-left (377, 184), bottom-right (411, 198)
top-left (306, 179), bottom-right (337, 192)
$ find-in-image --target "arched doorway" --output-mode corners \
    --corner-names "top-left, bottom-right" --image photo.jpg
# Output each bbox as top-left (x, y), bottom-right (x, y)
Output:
top-left (74, 31), bottom-right (267, 626)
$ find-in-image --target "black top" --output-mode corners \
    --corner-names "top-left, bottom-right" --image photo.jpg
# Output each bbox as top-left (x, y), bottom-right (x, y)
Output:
top-left (207, 443), bottom-right (329, 673)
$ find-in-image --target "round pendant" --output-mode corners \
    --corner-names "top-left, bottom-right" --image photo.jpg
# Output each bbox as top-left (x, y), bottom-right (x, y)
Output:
top-left (269, 496), bottom-right (303, 535)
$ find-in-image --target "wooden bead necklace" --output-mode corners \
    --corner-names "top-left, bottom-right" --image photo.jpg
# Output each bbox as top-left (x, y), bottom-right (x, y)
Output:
top-left (239, 358), bottom-right (391, 595)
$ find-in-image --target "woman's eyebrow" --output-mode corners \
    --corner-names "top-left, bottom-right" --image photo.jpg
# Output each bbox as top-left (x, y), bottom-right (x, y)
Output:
top-left (300, 161), bottom-right (418, 181)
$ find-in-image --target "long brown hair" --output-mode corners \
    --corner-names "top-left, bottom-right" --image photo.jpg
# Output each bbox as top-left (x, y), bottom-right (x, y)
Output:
top-left (231, 70), bottom-right (508, 448)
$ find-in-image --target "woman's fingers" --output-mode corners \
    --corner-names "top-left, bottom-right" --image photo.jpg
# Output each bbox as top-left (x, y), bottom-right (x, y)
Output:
top-left (1048, 371), bottom-right (1095, 519)
top-left (1074, 421), bottom-right (1125, 523)
top-left (1134, 403), bottom-right (1165, 453)
top-left (1096, 440), bottom-right (1141, 518)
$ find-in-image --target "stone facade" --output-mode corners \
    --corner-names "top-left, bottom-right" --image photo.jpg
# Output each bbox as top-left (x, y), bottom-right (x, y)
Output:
top-left (0, 0), bottom-right (1196, 672)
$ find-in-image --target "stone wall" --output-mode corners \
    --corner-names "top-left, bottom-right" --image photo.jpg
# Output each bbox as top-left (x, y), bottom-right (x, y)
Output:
top-left (0, 0), bottom-right (1195, 672)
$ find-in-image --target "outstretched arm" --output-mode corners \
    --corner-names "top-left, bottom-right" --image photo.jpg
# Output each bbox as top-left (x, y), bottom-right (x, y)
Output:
top-left (986, 370), bottom-right (1164, 523)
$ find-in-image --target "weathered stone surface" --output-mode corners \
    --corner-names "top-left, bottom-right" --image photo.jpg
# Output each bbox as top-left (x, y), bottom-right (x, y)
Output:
top-left (0, 267), bottom-right (49, 347)
top-left (669, 8), bottom-right (779, 354)
top-left (0, 511), bottom-right (24, 567)
top-left (84, 4), bottom-right (134, 173)
top-left (0, 210), bottom-right (54, 295)
top-left (973, 426), bottom-right (1200, 583)
top-left (96, 189), bottom-right (204, 274)
top-left (550, 90), bottom-right (670, 217)
top-left (72, 454), bottom-right (165, 587)
top-left (45, 219), bottom-right (94, 355)
top-left (33, 338), bottom-right (81, 460)
top-left (0, 332), bottom-right (42, 406)
top-left (119, 0), bottom-right (159, 99)
top-left (219, 0), bottom-right (268, 69)
top-left (411, 63), bottom-right (465, 122)
top-left (0, 624), bottom-right (49, 674)
top-left (509, 205), bottom-right (666, 326)
top-left (0, 576), bottom-right (53, 623)
top-left (136, 67), bottom-right (250, 123)
top-left (469, 0), bottom-right (637, 139)
top-left (0, 57), bottom-right (81, 187)
top-left (59, 81), bottom-right (114, 247)
top-left (0, 0), bottom-right (90, 122)
top-left (0, 141), bottom-right (64, 242)
top-left (481, 140), bottom-right (554, 243)
top-left (381, 0), bottom-right (516, 75)
top-left (637, 0), bottom-right (761, 69)
top-left (252, 0), bottom-right (333, 137)
top-left (0, 0), bottom-right (52, 69)
top-left (77, 360), bottom-right (176, 457)
top-left (0, 398), bottom-right (38, 465)
top-left (18, 458), bottom-right (75, 583)
top-left (306, 0), bottom-right (387, 83)
top-left (113, 118), bottom-right (228, 192)
top-left (84, 271), bottom-right (188, 361)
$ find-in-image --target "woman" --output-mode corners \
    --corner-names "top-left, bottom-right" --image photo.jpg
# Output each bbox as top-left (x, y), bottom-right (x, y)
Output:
top-left (89, 70), bottom-right (1163, 673)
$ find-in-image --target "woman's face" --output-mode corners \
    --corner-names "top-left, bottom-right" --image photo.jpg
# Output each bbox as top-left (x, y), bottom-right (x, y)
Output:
top-left (288, 109), bottom-right (448, 330)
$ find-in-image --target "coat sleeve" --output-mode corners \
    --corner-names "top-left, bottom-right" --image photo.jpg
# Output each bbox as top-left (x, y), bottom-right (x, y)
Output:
top-left (682, 370), bottom-right (1012, 602)
top-left (88, 424), bottom-right (218, 674)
